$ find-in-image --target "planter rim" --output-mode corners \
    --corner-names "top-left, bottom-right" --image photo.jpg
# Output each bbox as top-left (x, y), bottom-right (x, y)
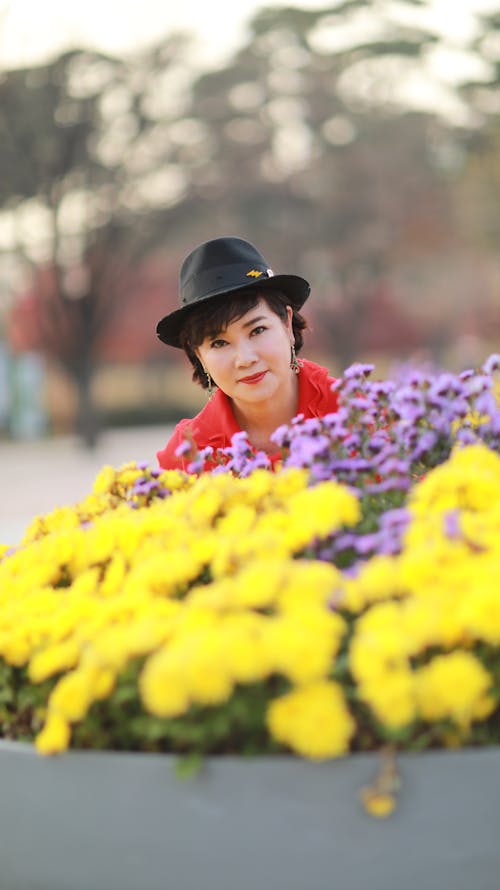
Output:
top-left (0, 737), bottom-right (498, 763)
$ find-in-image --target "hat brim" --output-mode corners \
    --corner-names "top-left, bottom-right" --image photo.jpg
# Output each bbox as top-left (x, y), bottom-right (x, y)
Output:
top-left (156, 274), bottom-right (310, 348)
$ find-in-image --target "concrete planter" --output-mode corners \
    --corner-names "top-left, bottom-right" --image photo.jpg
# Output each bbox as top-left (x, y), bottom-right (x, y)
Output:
top-left (0, 741), bottom-right (498, 890)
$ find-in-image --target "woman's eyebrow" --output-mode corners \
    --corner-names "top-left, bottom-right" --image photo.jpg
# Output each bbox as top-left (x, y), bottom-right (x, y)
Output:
top-left (242, 315), bottom-right (266, 329)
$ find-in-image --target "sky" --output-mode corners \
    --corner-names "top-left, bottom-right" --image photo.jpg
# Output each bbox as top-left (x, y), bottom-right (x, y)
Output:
top-left (0, 0), bottom-right (499, 71)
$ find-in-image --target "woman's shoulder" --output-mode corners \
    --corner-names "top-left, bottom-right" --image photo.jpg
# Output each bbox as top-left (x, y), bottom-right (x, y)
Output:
top-left (301, 358), bottom-right (335, 379)
top-left (157, 391), bottom-right (240, 470)
top-left (298, 359), bottom-right (338, 417)
top-left (156, 417), bottom-right (194, 470)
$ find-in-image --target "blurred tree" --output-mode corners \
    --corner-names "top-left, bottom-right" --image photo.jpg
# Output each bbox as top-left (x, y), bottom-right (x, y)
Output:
top-left (158, 0), bottom-right (457, 366)
top-left (0, 37), bottom-right (193, 445)
top-left (434, 6), bottom-right (500, 351)
top-left (456, 5), bottom-right (500, 211)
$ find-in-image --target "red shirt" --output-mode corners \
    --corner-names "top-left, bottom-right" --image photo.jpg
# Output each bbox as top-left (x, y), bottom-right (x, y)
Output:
top-left (157, 359), bottom-right (338, 472)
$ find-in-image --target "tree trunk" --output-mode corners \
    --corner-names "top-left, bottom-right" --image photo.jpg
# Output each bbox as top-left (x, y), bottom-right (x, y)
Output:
top-left (74, 362), bottom-right (100, 450)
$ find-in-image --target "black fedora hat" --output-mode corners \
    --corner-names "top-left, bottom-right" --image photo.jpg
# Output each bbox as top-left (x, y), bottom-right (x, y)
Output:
top-left (156, 236), bottom-right (310, 348)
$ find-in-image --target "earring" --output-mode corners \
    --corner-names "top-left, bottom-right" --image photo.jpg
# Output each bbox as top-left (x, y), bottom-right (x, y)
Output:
top-left (290, 343), bottom-right (301, 374)
top-left (204, 367), bottom-right (214, 397)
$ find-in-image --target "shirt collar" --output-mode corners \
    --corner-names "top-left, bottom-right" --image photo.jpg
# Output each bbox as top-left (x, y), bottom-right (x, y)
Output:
top-left (195, 358), bottom-right (334, 450)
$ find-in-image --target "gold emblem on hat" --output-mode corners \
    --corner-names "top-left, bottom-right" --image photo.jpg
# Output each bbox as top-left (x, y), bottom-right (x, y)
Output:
top-left (246, 270), bottom-right (263, 278)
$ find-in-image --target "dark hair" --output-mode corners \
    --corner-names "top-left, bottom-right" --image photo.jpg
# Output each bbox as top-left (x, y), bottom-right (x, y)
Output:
top-left (179, 289), bottom-right (308, 389)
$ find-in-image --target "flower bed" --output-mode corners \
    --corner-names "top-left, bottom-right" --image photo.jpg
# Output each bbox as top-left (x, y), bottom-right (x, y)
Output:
top-left (0, 358), bottom-right (499, 805)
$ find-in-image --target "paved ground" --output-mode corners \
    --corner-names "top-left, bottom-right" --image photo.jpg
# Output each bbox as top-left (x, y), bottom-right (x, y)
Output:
top-left (0, 425), bottom-right (173, 545)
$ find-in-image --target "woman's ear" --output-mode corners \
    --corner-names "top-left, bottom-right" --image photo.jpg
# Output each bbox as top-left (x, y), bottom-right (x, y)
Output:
top-left (286, 305), bottom-right (294, 338)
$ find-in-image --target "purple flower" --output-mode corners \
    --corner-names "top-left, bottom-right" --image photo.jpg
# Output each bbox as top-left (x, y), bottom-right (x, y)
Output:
top-left (288, 434), bottom-right (330, 464)
top-left (482, 354), bottom-right (500, 375)
top-left (131, 480), bottom-right (157, 495)
top-left (455, 428), bottom-right (478, 446)
top-left (474, 392), bottom-right (497, 416)
top-left (344, 362), bottom-right (375, 379)
top-left (380, 507), bottom-right (410, 529)
top-left (465, 375), bottom-right (490, 396)
top-left (175, 439), bottom-right (192, 458)
top-left (187, 446), bottom-right (213, 474)
top-left (444, 509), bottom-right (461, 540)
top-left (270, 424), bottom-right (289, 447)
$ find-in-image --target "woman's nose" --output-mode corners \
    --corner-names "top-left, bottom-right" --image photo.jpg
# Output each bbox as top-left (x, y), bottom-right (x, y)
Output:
top-left (234, 339), bottom-right (257, 366)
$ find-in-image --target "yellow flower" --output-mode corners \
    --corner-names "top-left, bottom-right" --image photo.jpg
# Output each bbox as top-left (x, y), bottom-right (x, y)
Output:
top-left (140, 646), bottom-right (190, 718)
top-left (459, 584), bottom-right (500, 646)
top-left (222, 614), bottom-right (271, 683)
top-left (267, 680), bottom-right (354, 759)
top-left (216, 505), bottom-right (256, 537)
top-left (350, 601), bottom-right (410, 682)
top-left (339, 555), bottom-right (401, 613)
top-left (92, 465), bottom-right (116, 495)
top-left (35, 712), bottom-right (71, 755)
top-left (229, 559), bottom-right (290, 609)
top-left (264, 610), bottom-right (345, 684)
top-left (277, 560), bottom-right (343, 611)
top-left (158, 469), bottom-right (191, 492)
top-left (415, 651), bottom-right (494, 727)
top-left (49, 669), bottom-right (94, 722)
top-left (29, 639), bottom-right (80, 683)
top-left (181, 630), bottom-right (234, 705)
top-left (285, 481), bottom-right (360, 547)
top-left (270, 468), bottom-right (309, 498)
top-left (358, 668), bottom-right (416, 729)
top-left (0, 631), bottom-right (31, 666)
top-left (99, 554), bottom-right (127, 598)
top-left (123, 550), bottom-right (205, 598)
top-left (359, 789), bottom-right (396, 818)
top-left (89, 665), bottom-right (116, 700)
top-left (410, 443), bottom-right (500, 516)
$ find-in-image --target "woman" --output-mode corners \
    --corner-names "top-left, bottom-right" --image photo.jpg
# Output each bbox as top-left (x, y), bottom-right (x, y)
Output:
top-left (156, 236), bottom-right (338, 471)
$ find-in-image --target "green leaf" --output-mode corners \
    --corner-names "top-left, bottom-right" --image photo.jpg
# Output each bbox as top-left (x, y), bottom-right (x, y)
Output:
top-left (174, 753), bottom-right (204, 780)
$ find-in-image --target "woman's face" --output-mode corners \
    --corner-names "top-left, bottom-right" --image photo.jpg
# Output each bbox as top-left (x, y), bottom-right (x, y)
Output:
top-left (195, 298), bottom-right (294, 407)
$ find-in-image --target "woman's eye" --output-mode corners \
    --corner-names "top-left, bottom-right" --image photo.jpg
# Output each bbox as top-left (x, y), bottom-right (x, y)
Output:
top-left (251, 325), bottom-right (267, 337)
top-left (210, 339), bottom-right (227, 349)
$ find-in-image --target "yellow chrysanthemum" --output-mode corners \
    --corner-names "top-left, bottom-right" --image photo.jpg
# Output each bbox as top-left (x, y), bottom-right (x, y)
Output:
top-left (140, 646), bottom-right (190, 718)
top-left (264, 610), bottom-right (345, 684)
top-left (35, 712), bottom-right (71, 755)
top-left (459, 584), bottom-right (500, 646)
top-left (48, 669), bottom-right (95, 722)
top-left (92, 465), bottom-right (116, 496)
top-left (267, 680), bottom-right (354, 759)
top-left (357, 668), bottom-right (416, 729)
top-left (415, 651), bottom-right (494, 727)
top-left (180, 630), bottom-right (234, 706)
top-left (29, 639), bottom-right (80, 683)
top-left (410, 443), bottom-right (500, 516)
top-left (221, 613), bottom-right (271, 683)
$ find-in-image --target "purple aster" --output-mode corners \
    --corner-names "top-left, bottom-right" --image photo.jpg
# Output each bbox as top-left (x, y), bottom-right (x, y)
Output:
top-left (187, 446), bottom-right (213, 474)
top-left (482, 354), bottom-right (500, 375)
top-left (444, 510), bottom-right (461, 540)
top-left (270, 424), bottom-right (290, 447)
top-left (175, 439), bottom-right (192, 458)
top-left (344, 362), bottom-right (375, 379)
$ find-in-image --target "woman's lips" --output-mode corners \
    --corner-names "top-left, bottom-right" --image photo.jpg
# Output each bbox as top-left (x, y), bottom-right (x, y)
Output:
top-left (238, 371), bottom-right (267, 384)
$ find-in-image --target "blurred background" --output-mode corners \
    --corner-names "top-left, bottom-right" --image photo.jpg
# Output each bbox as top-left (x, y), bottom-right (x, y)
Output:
top-left (1, 0), bottom-right (500, 532)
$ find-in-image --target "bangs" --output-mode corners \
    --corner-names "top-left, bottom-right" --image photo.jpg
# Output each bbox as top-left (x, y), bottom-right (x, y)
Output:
top-left (181, 290), bottom-right (268, 348)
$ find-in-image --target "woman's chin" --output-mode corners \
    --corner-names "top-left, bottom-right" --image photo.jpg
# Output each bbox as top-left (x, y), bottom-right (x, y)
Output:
top-left (233, 375), bottom-right (283, 404)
